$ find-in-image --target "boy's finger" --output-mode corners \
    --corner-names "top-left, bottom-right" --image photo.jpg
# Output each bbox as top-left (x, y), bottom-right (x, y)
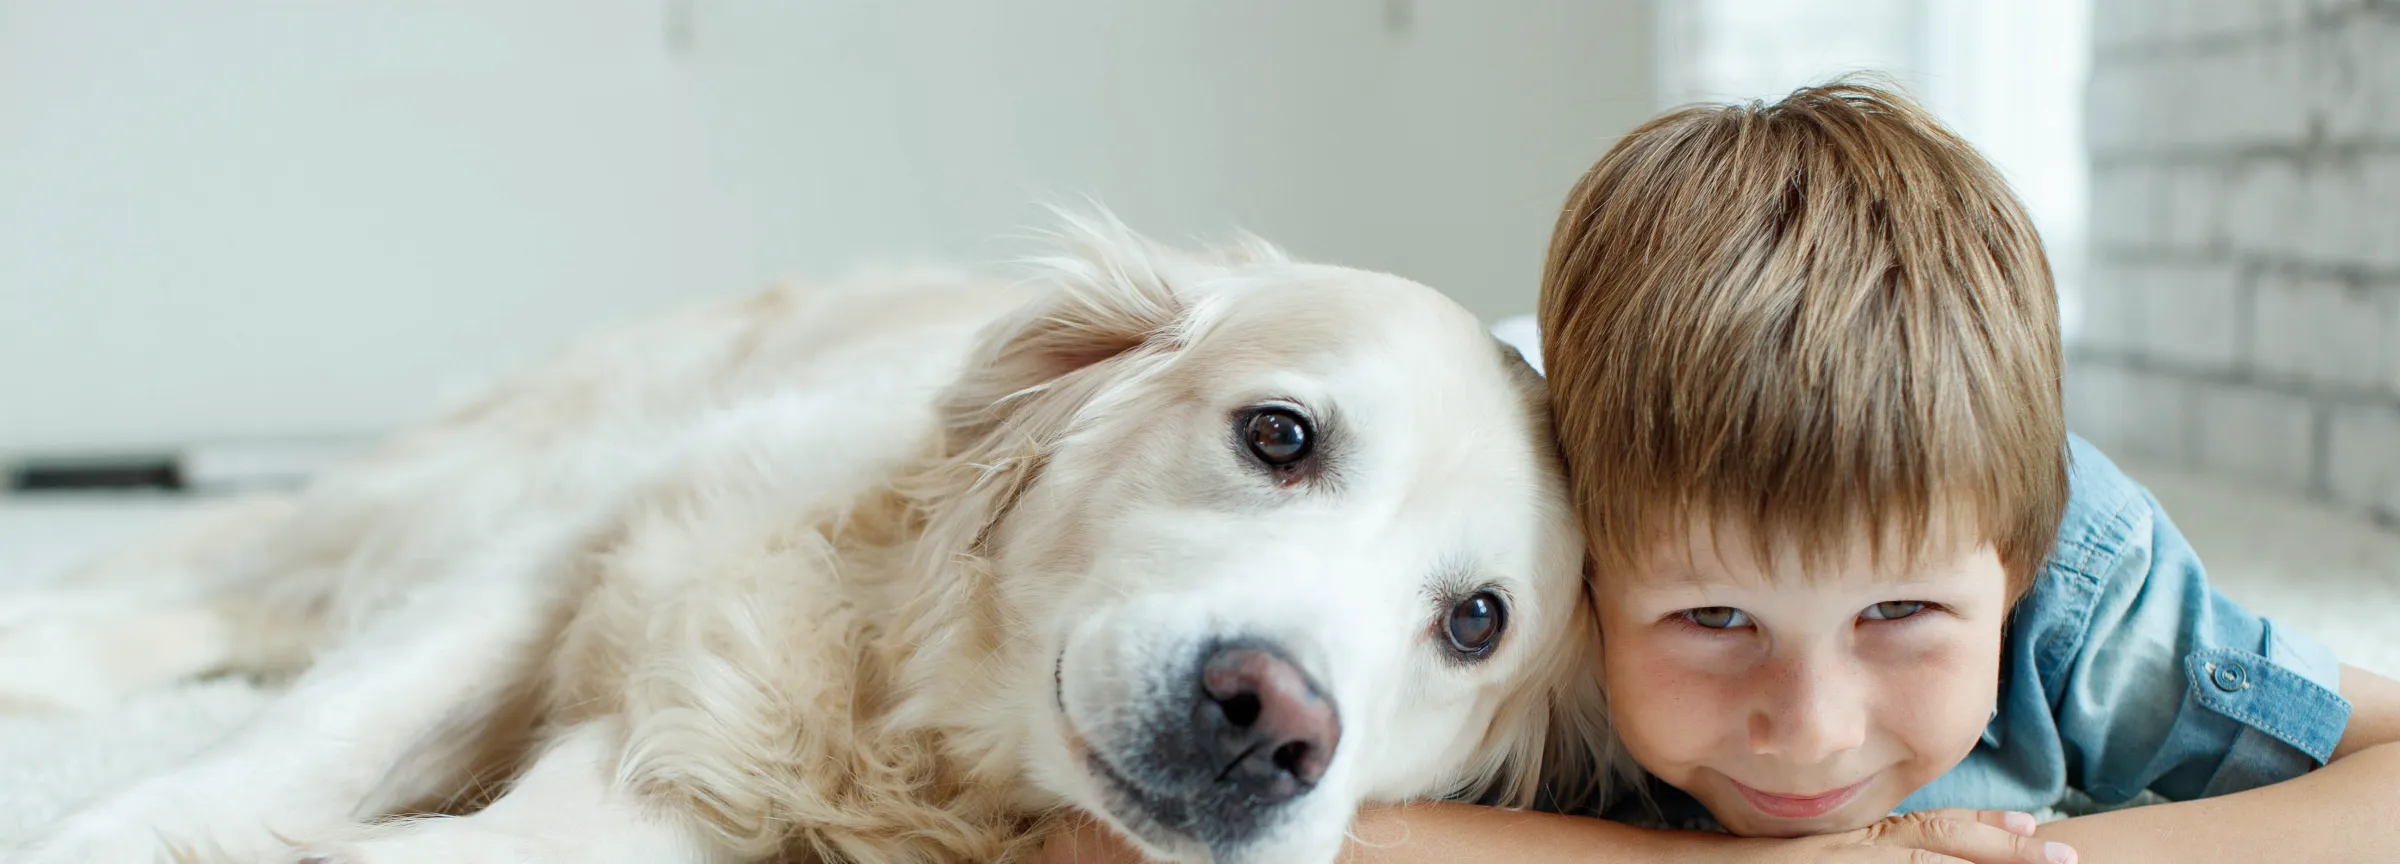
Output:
top-left (1914, 808), bottom-right (2041, 837)
top-left (1874, 813), bottom-right (2078, 864)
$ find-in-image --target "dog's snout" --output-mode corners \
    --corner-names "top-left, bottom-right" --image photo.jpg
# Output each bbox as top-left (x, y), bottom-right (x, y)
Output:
top-left (1086, 638), bottom-right (1345, 849)
top-left (1193, 641), bottom-right (1340, 802)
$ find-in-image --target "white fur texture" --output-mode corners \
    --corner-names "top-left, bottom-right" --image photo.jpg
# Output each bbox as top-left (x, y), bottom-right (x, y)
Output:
top-left (0, 679), bottom-right (264, 840)
top-left (0, 215), bottom-right (1611, 864)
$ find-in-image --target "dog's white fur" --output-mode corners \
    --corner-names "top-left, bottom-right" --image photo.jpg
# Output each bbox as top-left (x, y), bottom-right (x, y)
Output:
top-left (1, 215), bottom-right (1609, 864)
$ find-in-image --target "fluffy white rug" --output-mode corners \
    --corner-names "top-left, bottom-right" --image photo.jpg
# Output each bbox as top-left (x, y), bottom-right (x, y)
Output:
top-left (0, 678), bottom-right (266, 840)
top-left (1, 463), bottom-right (2394, 846)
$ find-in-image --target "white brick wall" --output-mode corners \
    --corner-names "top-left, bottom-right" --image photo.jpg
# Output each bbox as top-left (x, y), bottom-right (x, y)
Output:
top-left (2135, 264), bottom-right (2246, 370)
top-left (2361, 156), bottom-right (2400, 271)
top-left (2067, 362), bottom-right (2200, 463)
top-left (2222, 160), bottom-right (2302, 258)
top-left (2075, 1), bottom-right (2400, 524)
top-left (2252, 273), bottom-right (2395, 388)
top-left (2293, 161), bottom-right (2380, 267)
top-left (2153, 164), bottom-right (2219, 251)
top-left (2329, 403), bottom-right (2400, 520)
top-left (2087, 164), bottom-right (2160, 248)
top-left (2076, 264), bottom-right (2147, 352)
top-left (2196, 385), bottom-right (2320, 489)
top-left (2325, 12), bottom-right (2400, 140)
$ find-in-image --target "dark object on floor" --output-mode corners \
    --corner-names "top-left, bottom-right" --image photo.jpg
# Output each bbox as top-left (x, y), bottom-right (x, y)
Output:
top-left (7, 455), bottom-right (184, 492)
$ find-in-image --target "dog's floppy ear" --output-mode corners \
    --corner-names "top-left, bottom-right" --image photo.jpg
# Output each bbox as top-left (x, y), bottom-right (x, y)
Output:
top-left (936, 211), bottom-right (1195, 454)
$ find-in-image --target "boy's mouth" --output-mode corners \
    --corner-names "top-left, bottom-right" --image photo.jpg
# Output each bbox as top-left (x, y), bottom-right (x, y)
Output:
top-left (1729, 777), bottom-right (1872, 820)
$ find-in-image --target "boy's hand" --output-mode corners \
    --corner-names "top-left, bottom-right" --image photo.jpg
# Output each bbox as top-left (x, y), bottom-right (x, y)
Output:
top-left (1733, 809), bottom-right (2074, 864)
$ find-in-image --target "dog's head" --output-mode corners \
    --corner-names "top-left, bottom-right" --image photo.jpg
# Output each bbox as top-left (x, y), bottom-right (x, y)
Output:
top-left (909, 214), bottom-right (1607, 864)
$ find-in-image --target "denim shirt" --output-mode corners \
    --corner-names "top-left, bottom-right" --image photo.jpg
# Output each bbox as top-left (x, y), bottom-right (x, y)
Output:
top-left (1488, 318), bottom-right (2355, 826)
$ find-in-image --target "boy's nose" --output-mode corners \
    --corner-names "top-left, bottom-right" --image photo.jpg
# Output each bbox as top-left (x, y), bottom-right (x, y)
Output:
top-left (1748, 652), bottom-right (1869, 762)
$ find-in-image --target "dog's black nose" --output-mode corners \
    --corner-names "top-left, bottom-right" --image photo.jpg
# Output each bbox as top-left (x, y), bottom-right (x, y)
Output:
top-left (1191, 640), bottom-right (1340, 803)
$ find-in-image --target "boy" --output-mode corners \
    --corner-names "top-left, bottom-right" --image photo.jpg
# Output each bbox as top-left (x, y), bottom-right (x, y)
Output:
top-left (1045, 82), bottom-right (2400, 863)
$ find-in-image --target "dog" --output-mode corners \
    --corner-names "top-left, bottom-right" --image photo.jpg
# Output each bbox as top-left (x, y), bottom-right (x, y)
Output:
top-left (2, 214), bottom-right (1610, 864)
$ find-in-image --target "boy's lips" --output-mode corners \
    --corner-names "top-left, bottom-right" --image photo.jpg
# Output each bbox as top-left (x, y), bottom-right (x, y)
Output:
top-left (1729, 776), bottom-right (1871, 820)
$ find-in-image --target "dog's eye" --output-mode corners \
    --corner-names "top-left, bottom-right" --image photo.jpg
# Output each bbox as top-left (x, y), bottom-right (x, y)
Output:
top-left (1442, 591), bottom-right (1507, 658)
top-left (1242, 408), bottom-right (1313, 466)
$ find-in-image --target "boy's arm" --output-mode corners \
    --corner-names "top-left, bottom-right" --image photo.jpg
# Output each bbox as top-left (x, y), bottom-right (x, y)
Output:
top-left (1039, 801), bottom-right (2073, 864)
top-left (2333, 663), bottom-right (2400, 759)
top-left (2035, 663), bottom-right (2400, 863)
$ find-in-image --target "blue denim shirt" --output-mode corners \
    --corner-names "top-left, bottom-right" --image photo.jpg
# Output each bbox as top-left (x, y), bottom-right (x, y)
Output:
top-left (1582, 436), bottom-right (2354, 828)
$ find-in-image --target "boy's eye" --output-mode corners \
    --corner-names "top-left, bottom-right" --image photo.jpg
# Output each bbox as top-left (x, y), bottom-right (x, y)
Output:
top-left (1682, 607), bottom-right (1750, 629)
top-left (1859, 601), bottom-right (1927, 621)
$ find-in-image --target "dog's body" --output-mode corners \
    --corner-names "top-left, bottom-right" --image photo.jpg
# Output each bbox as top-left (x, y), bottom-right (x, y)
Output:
top-left (2, 218), bottom-right (1608, 864)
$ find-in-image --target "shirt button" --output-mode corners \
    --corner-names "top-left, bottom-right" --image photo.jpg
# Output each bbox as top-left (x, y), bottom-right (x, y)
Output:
top-left (2211, 662), bottom-right (2250, 692)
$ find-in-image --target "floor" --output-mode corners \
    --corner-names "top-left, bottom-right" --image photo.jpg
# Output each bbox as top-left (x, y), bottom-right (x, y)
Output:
top-left (0, 493), bottom-right (197, 594)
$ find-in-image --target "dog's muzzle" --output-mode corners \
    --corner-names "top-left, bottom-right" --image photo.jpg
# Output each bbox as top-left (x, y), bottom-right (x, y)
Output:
top-left (1094, 637), bottom-right (1343, 852)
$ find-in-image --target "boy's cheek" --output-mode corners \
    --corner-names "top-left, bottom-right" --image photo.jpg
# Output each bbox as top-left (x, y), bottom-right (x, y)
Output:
top-left (1600, 628), bottom-right (1734, 766)
top-left (1865, 619), bottom-right (2002, 671)
top-left (1870, 624), bottom-right (2006, 767)
top-left (1908, 619), bottom-right (2004, 684)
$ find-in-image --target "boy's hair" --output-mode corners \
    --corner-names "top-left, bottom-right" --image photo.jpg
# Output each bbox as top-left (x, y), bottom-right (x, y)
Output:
top-left (1538, 81), bottom-right (2067, 597)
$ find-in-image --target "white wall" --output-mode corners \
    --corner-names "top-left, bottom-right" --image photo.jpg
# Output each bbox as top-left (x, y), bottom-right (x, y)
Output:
top-left (0, 0), bottom-right (1654, 456)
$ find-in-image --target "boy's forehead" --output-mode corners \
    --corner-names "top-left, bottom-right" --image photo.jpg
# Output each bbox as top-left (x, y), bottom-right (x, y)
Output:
top-left (1620, 510), bottom-right (2000, 588)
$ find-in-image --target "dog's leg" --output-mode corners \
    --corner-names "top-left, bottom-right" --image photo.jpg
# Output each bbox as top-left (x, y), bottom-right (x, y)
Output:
top-left (294, 717), bottom-right (735, 864)
top-left (9, 557), bottom-right (563, 864)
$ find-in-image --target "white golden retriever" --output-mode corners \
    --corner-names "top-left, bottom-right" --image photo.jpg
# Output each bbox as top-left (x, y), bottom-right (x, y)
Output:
top-left (2, 215), bottom-right (1608, 864)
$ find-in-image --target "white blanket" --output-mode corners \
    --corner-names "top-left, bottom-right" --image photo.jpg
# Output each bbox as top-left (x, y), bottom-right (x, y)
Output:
top-left (0, 678), bottom-right (265, 840)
